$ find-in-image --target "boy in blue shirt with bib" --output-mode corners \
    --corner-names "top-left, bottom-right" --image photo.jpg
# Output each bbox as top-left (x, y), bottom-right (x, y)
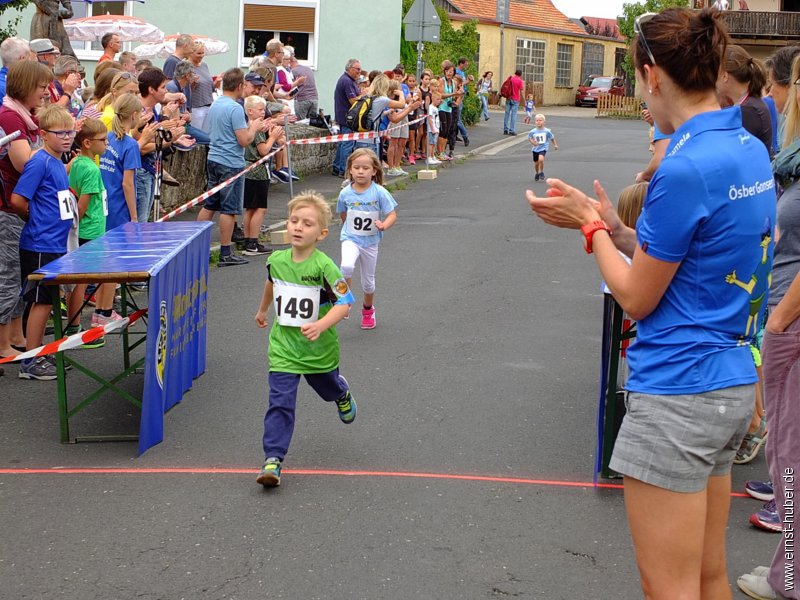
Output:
top-left (10, 105), bottom-right (77, 380)
top-left (527, 114), bottom-right (558, 181)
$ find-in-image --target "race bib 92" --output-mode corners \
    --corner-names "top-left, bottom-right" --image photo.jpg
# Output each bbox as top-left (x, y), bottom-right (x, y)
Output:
top-left (346, 210), bottom-right (380, 236)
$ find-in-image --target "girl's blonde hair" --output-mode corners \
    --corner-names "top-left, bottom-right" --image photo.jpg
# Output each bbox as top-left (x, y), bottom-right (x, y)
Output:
top-left (617, 182), bottom-right (648, 229)
top-left (97, 72), bottom-right (138, 112)
top-left (346, 148), bottom-right (384, 186)
top-left (369, 73), bottom-right (391, 98)
top-left (287, 191), bottom-right (331, 229)
top-left (782, 54), bottom-right (800, 148)
top-left (110, 93), bottom-right (143, 140)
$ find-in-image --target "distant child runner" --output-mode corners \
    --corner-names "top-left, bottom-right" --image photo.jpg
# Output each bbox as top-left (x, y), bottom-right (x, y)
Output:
top-left (337, 148), bottom-right (398, 329)
top-left (66, 117), bottom-right (110, 344)
top-left (254, 191), bottom-right (356, 487)
top-left (523, 94), bottom-right (536, 125)
top-left (10, 105), bottom-right (77, 380)
top-left (426, 89), bottom-right (442, 166)
top-left (528, 114), bottom-right (558, 181)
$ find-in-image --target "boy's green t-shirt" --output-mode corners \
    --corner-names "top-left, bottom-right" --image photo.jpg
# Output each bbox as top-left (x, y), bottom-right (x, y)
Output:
top-left (266, 248), bottom-right (354, 374)
top-left (70, 155), bottom-right (107, 240)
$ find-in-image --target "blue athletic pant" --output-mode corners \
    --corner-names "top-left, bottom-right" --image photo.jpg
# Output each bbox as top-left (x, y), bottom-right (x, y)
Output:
top-left (263, 369), bottom-right (349, 460)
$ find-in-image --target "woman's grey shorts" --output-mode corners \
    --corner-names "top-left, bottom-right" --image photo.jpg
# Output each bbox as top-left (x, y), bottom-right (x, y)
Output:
top-left (609, 384), bottom-right (754, 493)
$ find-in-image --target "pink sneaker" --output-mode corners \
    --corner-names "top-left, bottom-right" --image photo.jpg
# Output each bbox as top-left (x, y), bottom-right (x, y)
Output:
top-left (91, 310), bottom-right (123, 327)
top-left (360, 306), bottom-right (376, 330)
top-left (408, 155), bottom-right (416, 165)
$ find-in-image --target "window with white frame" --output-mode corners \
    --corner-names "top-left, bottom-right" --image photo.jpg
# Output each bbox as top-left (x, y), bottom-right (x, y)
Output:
top-left (242, 0), bottom-right (318, 65)
top-left (68, 1), bottom-right (127, 56)
top-left (515, 38), bottom-right (545, 83)
top-left (555, 43), bottom-right (573, 87)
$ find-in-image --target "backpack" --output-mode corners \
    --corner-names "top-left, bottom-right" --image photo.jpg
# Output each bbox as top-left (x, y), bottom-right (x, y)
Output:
top-left (500, 76), bottom-right (513, 99)
top-left (345, 95), bottom-right (376, 132)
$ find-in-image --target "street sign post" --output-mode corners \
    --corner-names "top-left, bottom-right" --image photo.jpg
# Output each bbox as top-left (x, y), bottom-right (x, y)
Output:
top-left (403, 0), bottom-right (441, 80)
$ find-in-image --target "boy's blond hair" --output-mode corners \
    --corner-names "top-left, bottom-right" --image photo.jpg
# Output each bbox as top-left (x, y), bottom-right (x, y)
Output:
top-left (38, 104), bottom-right (73, 131)
top-left (244, 94), bottom-right (266, 111)
top-left (534, 113), bottom-right (546, 122)
top-left (75, 117), bottom-right (106, 148)
top-left (287, 191), bottom-right (331, 230)
top-left (617, 182), bottom-right (648, 230)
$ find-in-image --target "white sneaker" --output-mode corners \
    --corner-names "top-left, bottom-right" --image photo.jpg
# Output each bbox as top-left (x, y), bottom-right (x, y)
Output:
top-left (426, 158), bottom-right (441, 166)
top-left (385, 168), bottom-right (401, 177)
top-left (737, 573), bottom-right (778, 600)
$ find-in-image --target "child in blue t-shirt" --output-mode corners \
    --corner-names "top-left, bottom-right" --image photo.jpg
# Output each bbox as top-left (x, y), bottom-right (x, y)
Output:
top-left (523, 94), bottom-right (536, 124)
top-left (527, 114), bottom-right (558, 181)
top-left (337, 148), bottom-right (398, 330)
top-left (9, 105), bottom-right (77, 380)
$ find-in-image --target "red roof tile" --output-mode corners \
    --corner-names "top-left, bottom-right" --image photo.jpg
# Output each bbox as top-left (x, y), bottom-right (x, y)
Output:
top-left (580, 16), bottom-right (622, 39)
top-left (448, 0), bottom-right (589, 36)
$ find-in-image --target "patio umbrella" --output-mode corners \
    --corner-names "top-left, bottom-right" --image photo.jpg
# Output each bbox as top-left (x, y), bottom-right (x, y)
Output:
top-left (133, 34), bottom-right (229, 59)
top-left (64, 14), bottom-right (164, 43)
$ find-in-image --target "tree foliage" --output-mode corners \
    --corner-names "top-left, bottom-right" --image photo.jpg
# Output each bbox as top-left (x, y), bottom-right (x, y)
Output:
top-left (0, 0), bottom-right (31, 44)
top-left (617, 0), bottom-right (689, 79)
top-left (400, 0), bottom-right (481, 124)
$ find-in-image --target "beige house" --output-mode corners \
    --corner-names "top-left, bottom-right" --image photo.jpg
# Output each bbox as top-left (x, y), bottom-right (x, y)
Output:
top-left (441, 0), bottom-right (627, 105)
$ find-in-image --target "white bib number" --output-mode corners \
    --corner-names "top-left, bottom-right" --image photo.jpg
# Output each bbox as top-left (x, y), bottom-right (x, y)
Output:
top-left (58, 189), bottom-right (75, 221)
top-left (346, 210), bottom-right (380, 236)
top-left (533, 133), bottom-right (548, 145)
top-left (102, 190), bottom-right (108, 216)
top-left (273, 280), bottom-right (320, 327)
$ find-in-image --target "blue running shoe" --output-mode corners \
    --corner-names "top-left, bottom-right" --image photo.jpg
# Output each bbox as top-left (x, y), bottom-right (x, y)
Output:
top-left (257, 457), bottom-right (282, 487)
top-left (745, 480), bottom-right (774, 502)
top-left (335, 376), bottom-right (356, 424)
top-left (749, 499), bottom-right (781, 533)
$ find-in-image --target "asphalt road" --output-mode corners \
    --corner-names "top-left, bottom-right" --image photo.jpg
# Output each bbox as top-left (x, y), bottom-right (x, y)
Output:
top-left (1, 112), bottom-right (780, 599)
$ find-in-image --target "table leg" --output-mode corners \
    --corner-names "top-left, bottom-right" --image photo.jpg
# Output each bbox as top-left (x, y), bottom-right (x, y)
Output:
top-left (121, 284), bottom-right (130, 371)
top-left (52, 288), bottom-right (70, 443)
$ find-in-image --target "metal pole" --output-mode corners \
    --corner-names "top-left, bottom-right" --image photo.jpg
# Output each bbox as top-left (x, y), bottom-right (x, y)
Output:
top-left (283, 115), bottom-right (294, 198)
top-left (499, 23), bottom-right (505, 95)
top-left (416, 41), bottom-right (425, 83)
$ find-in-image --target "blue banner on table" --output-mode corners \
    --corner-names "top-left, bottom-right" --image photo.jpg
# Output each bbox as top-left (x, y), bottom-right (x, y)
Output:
top-left (141, 222), bottom-right (212, 454)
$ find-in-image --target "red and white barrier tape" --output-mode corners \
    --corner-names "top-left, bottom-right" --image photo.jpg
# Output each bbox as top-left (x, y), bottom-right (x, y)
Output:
top-left (156, 114), bottom-right (426, 223)
top-left (156, 146), bottom-right (282, 222)
top-left (287, 115), bottom-right (427, 146)
top-left (0, 309), bottom-right (148, 364)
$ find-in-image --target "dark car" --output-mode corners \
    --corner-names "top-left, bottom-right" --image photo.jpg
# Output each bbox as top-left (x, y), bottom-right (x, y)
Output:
top-left (575, 75), bottom-right (625, 107)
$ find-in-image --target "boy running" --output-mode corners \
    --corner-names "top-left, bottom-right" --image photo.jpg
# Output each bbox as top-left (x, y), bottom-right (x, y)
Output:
top-left (254, 192), bottom-right (356, 487)
top-left (528, 114), bottom-right (558, 181)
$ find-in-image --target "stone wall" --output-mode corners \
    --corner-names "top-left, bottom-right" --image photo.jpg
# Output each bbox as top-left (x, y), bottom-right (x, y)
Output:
top-left (159, 123), bottom-right (337, 213)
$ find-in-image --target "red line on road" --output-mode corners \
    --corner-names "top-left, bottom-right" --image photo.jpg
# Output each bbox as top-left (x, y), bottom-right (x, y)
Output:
top-left (0, 467), bottom-right (752, 496)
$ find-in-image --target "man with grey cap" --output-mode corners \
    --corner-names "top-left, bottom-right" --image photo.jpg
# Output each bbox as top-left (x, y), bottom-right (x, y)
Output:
top-left (166, 59), bottom-right (210, 145)
top-left (30, 38), bottom-right (58, 68)
top-left (0, 37), bottom-right (33, 98)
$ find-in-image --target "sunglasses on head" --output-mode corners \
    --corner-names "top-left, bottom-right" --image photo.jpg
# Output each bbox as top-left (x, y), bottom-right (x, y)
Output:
top-left (634, 12), bottom-right (658, 66)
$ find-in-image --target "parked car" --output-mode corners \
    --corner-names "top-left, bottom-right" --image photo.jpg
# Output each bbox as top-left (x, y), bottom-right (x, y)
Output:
top-left (575, 75), bottom-right (625, 107)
